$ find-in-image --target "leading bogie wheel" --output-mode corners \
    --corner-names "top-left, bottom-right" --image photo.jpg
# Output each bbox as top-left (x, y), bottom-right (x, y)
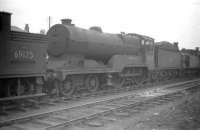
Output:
top-left (62, 78), bottom-right (75, 97)
top-left (85, 75), bottom-right (100, 92)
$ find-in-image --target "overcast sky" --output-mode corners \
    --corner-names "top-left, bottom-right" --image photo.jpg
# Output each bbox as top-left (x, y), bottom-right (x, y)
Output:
top-left (0, 0), bottom-right (200, 49)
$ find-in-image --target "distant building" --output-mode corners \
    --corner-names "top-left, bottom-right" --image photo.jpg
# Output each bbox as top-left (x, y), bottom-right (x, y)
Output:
top-left (40, 29), bottom-right (45, 34)
top-left (11, 26), bottom-right (25, 32)
top-left (11, 24), bottom-right (30, 33)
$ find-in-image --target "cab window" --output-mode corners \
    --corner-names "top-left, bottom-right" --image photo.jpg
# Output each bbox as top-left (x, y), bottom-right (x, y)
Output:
top-left (141, 40), bottom-right (145, 46)
top-left (145, 40), bottom-right (154, 52)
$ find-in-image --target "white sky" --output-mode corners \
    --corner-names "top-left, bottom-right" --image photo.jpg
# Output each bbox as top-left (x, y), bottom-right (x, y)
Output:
top-left (0, 0), bottom-right (200, 49)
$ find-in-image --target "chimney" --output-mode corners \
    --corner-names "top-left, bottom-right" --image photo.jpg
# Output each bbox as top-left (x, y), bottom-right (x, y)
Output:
top-left (196, 47), bottom-right (199, 55)
top-left (0, 12), bottom-right (11, 32)
top-left (173, 42), bottom-right (178, 47)
top-left (24, 24), bottom-right (29, 32)
top-left (0, 12), bottom-right (11, 57)
top-left (61, 19), bottom-right (72, 25)
top-left (196, 47), bottom-right (199, 52)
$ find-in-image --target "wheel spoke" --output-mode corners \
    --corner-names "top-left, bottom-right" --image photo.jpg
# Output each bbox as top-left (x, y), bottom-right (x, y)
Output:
top-left (62, 79), bottom-right (75, 97)
top-left (86, 75), bottom-right (99, 92)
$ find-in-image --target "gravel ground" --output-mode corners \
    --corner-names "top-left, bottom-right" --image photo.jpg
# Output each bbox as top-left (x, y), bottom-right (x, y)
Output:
top-left (71, 88), bottom-right (200, 130)
top-left (136, 90), bottom-right (200, 130)
top-left (99, 89), bottom-right (200, 130)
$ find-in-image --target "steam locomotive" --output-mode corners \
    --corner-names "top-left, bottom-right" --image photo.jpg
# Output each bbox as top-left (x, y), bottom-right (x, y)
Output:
top-left (0, 12), bottom-right (199, 99)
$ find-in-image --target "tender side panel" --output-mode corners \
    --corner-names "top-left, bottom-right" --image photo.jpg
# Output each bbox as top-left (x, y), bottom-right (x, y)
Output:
top-left (189, 55), bottom-right (200, 68)
top-left (157, 48), bottom-right (181, 69)
top-left (0, 31), bottom-right (47, 77)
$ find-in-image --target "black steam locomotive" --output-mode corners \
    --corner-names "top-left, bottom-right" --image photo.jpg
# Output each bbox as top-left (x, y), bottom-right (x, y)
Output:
top-left (0, 12), bottom-right (199, 99)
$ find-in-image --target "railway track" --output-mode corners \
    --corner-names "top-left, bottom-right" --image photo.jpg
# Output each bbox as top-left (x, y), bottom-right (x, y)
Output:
top-left (0, 78), bottom-right (192, 116)
top-left (0, 78), bottom-right (200, 130)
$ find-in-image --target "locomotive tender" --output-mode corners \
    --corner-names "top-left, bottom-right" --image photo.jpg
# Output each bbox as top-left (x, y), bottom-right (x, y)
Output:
top-left (0, 12), bottom-right (199, 99)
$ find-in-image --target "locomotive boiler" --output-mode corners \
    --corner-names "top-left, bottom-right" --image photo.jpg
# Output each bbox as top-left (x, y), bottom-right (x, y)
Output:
top-left (47, 19), bottom-right (143, 62)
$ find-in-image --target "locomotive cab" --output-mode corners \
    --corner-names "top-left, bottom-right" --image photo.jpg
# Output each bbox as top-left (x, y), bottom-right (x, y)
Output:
top-left (139, 35), bottom-right (155, 70)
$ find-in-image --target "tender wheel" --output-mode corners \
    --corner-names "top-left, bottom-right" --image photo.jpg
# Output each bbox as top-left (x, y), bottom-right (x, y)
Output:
top-left (62, 78), bottom-right (75, 97)
top-left (85, 75), bottom-right (100, 92)
top-left (151, 72), bottom-right (157, 82)
top-left (6, 79), bottom-right (30, 96)
top-left (20, 79), bottom-right (34, 95)
top-left (7, 80), bottom-right (18, 97)
top-left (120, 77), bottom-right (133, 88)
top-left (133, 76), bottom-right (143, 87)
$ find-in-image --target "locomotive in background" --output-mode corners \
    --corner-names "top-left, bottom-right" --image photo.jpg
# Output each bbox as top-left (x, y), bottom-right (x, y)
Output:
top-left (0, 12), bottom-right (199, 99)
top-left (0, 12), bottom-right (47, 97)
